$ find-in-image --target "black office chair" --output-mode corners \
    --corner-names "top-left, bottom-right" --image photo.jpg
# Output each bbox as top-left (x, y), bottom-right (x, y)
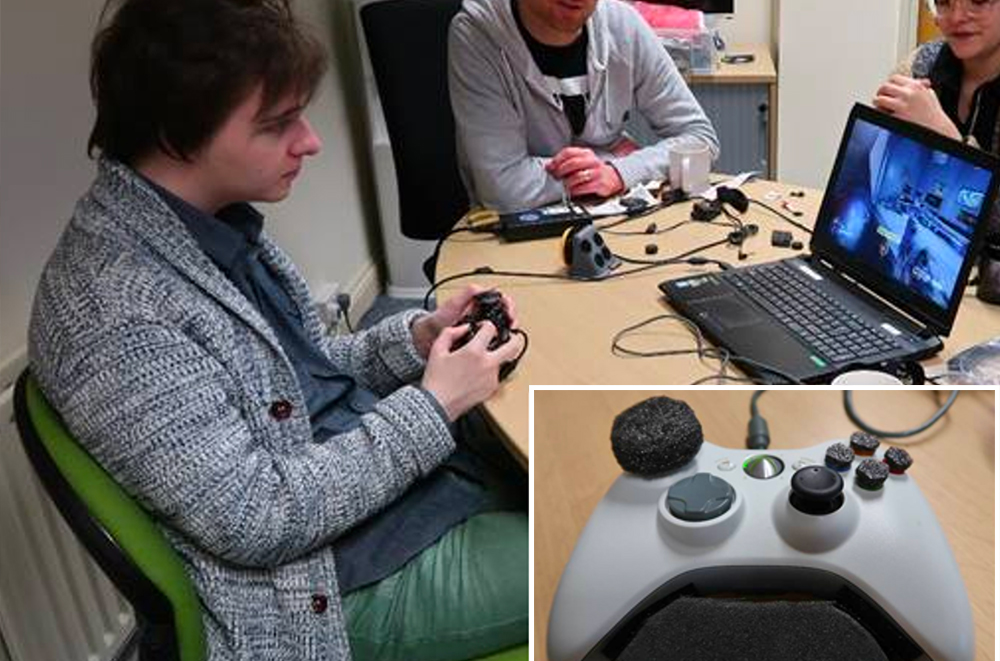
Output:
top-left (358, 0), bottom-right (470, 278)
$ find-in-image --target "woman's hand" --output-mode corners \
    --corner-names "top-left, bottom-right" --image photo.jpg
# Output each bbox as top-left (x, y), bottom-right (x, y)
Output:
top-left (874, 75), bottom-right (962, 141)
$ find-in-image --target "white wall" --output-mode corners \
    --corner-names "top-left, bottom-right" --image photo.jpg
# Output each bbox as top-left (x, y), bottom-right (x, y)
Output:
top-left (775, 0), bottom-right (917, 188)
top-left (714, 0), bottom-right (774, 52)
top-left (0, 0), bottom-right (380, 365)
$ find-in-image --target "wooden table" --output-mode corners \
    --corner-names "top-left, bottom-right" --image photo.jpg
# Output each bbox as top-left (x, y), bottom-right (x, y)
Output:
top-left (436, 180), bottom-right (1000, 461)
top-left (533, 390), bottom-right (995, 661)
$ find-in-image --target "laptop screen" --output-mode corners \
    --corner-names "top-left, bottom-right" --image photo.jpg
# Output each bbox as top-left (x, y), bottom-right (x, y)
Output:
top-left (811, 104), bottom-right (999, 335)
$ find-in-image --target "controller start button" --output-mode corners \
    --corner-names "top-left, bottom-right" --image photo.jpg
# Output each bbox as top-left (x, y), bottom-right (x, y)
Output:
top-left (667, 473), bottom-right (735, 522)
top-left (743, 454), bottom-right (785, 479)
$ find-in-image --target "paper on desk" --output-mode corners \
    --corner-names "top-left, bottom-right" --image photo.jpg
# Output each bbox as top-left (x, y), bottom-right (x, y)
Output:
top-left (700, 171), bottom-right (759, 200)
top-left (539, 173), bottom-right (756, 216)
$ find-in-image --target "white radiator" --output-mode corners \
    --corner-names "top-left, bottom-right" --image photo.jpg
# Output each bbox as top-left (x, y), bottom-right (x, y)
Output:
top-left (0, 378), bottom-right (135, 661)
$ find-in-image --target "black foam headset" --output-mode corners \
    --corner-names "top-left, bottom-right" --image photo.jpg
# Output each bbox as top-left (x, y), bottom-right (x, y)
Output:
top-left (716, 186), bottom-right (749, 213)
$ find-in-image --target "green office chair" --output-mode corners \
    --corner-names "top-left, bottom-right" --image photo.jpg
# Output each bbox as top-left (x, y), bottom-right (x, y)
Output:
top-left (14, 370), bottom-right (527, 661)
top-left (14, 370), bottom-right (206, 661)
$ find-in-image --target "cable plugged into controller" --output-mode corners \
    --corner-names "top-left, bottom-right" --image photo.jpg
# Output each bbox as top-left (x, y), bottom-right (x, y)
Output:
top-left (746, 391), bottom-right (771, 449)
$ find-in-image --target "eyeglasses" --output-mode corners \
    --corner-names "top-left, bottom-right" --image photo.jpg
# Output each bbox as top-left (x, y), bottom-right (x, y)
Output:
top-left (931, 0), bottom-right (1000, 17)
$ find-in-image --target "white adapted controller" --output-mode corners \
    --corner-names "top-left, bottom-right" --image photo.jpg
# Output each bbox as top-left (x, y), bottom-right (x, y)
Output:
top-left (547, 439), bottom-right (973, 661)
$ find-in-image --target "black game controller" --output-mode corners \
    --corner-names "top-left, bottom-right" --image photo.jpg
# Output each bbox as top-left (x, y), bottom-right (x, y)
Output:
top-left (452, 290), bottom-right (523, 380)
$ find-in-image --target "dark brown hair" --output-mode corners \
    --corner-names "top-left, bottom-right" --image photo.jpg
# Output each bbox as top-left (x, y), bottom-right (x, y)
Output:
top-left (88, 0), bottom-right (327, 164)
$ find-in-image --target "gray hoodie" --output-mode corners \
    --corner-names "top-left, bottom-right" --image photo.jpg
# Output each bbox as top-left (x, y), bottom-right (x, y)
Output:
top-left (449, 0), bottom-right (720, 212)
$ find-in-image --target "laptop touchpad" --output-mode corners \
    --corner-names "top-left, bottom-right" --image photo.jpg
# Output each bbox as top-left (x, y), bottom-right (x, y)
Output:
top-left (698, 296), bottom-right (763, 330)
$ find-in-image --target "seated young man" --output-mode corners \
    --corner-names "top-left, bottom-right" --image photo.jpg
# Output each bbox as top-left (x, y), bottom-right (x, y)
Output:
top-left (448, 0), bottom-right (720, 212)
top-left (28, 0), bottom-right (527, 659)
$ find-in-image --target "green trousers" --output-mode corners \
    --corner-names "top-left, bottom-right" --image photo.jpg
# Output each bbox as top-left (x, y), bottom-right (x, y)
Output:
top-left (342, 511), bottom-right (528, 661)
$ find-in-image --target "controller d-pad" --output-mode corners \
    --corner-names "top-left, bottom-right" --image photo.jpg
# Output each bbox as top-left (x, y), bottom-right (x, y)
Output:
top-left (667, 473), bottom-right (735, 522)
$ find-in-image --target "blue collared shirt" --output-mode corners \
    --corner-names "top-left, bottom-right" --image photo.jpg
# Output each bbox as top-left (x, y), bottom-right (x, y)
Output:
top-left (148, 184), bottom-right (381, 441)
top-left (147, 180), bottom-right (497, 593)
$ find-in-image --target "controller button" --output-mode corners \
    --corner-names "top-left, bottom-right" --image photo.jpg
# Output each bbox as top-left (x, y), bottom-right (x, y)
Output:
top-left (824, 443), bottom-right (854, 471)
top-left (667, 473), bottom-right (735, 522)
top-left (855, 458), bottom-right (890, 490)
top-left (792, 458), bottom-right (816, 470)
top-left (580, 239), bottom-right (592, 253)
top-left (717, 459), bottom-right (735, 471)
top-left (883, 446), bottom-right (913, 474)
top-left (742, 454), bottom-right (785, 479)
top-left (849, 431), bottom-right (880, 456)
top-left (790, 465), bottom-right (844, 515)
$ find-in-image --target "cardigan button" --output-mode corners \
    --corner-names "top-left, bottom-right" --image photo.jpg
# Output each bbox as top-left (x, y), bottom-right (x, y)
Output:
top-left (269, 399), bottom-right (293, 420)
top-left (310, 593), bottom-right (328, 614)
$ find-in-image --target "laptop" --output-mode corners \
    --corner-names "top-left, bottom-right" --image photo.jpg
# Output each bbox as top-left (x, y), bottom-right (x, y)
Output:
top-left (660, 103), bottom-right (1000, 383)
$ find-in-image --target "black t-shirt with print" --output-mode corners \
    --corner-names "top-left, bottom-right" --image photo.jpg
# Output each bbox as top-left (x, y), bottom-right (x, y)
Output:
top-left (512, 0), bottom-right (589, 135)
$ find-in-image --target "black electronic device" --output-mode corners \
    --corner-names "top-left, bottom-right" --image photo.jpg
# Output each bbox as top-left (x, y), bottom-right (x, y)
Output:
top-left (658, 0), bottom-right (734, 13)
top-left (562, 224), bottom-right (621, 278)
top-left (499, 208), bottom-right (582, 242)
top-left (660, 103), bottom-right (1000, 384)
top-left (451, 290), bottom-right (522, 379)
top-left (771, 230), bottom-right (793, 248)
top-left (453, 290), bottom-right (512, 351)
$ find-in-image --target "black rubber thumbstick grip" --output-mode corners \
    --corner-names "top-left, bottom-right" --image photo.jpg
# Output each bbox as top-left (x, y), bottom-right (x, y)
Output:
top-left (790, 466), bottom-right (844, 515)
top-left (824, 443), bottom-right (854, 471)
top-left (883, 446), bottom-right (913, 474)
top-left (855, 458), bottom-right (889, 490)
top-left (849, 431), bottom-right (880, 456)
top-left (611, 397), bottom-right (703, 476)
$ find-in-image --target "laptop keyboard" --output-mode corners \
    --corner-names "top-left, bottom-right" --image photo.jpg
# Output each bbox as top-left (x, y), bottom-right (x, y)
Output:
top-left (727, 262), bottom-right (899, 365)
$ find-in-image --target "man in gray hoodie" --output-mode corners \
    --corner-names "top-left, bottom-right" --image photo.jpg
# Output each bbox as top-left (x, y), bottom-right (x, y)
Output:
top-left (449, 0), bottom-right (720, 212)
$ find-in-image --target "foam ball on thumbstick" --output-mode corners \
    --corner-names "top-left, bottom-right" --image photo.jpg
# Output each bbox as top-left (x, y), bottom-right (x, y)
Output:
top-left (611, 397), bottom-right (703, 476)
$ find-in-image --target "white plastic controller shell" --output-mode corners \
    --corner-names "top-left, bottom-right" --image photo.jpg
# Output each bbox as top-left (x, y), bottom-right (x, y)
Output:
top-left (547, 439), bottom-right (973, 661)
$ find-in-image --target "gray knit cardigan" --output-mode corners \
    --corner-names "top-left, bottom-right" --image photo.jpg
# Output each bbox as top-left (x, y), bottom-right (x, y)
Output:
top-left (28, 159), bottom-right (455, 660)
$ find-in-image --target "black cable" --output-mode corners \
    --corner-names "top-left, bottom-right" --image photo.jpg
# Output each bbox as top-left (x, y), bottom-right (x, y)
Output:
top-left (748, 198), bottom-right (814, 235)
top-left (843, 391), bottom-right (959, 438)
top-left (611, 237), bottom-right (732, 266)
top-left (601, 217), bottom-right (690, 236)
top-left (423, 236), bottom-right (736, 310)
top-left (610, 314), bottom-right (804, 385)
top-left (425, 226), bottom-right (483, 284)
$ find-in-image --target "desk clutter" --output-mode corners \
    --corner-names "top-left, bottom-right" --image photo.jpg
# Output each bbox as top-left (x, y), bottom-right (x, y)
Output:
top-left (434, 103), bottom-right (1000, 385)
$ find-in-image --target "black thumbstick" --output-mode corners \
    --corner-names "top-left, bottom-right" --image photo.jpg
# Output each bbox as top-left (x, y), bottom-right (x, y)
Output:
top-left (790, 465), bottom-right (845, 515)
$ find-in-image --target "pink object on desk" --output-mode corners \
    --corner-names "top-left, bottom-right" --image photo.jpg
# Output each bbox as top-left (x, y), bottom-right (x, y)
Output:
top-left (632, 2), bottom-right (702, 30)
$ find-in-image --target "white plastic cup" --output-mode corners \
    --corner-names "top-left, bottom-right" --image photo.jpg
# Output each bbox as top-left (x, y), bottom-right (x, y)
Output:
top-left (830, 370), bottom-right (904, 386)
top-left (669, 143), bottom-right (711, 195)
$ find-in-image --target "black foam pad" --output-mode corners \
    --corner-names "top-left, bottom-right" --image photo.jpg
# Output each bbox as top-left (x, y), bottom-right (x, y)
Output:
top-left (611, 397), bottom-right (703, 476)
top-left (618, 597), bottom-right (888, 661)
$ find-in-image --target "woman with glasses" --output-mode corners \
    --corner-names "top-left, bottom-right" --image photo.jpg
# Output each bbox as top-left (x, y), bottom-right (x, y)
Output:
top-left (874, 0), bottom-right (1000, 302)
top-left (874, 0), bottom-right (1000, 147)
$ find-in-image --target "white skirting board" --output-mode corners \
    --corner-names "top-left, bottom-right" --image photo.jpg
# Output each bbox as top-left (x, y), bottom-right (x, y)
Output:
top-left (0, 384), bottom-right (135, 661)
top-left (344, 258), bottom-right (382, 331)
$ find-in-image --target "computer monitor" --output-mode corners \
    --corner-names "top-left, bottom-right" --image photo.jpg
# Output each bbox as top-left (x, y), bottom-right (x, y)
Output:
top-left (812, 103), bottom-right (998, 333)
top-left (657, 0), bottom-right (734, 14)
